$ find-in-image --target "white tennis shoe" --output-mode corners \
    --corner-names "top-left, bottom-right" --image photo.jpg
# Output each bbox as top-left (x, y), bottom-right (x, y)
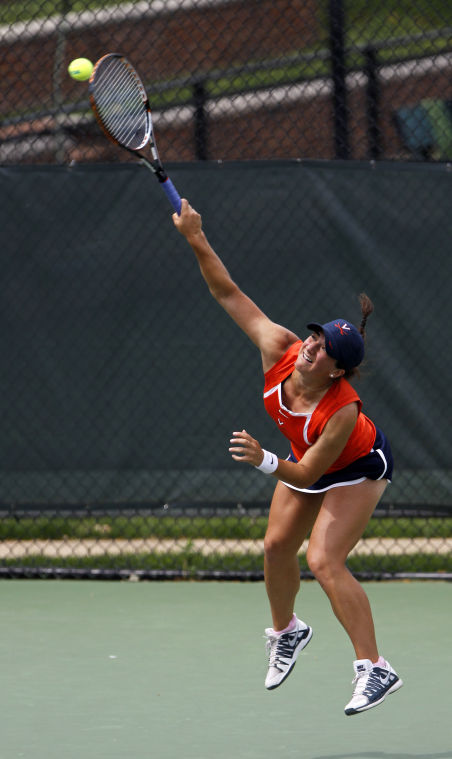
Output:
top-left (264, 618), bottom-right (312, 690)
top-left (344, 658), bottom-right (403, 715)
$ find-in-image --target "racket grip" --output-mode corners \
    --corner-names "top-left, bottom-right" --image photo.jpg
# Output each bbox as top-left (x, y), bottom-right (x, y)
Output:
top-left (161, 177), bottom-right (182, 215)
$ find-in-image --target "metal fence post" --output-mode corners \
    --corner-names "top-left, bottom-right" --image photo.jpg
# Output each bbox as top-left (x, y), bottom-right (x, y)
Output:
top-left (193, 80), bottom-right (208, 160)
top-left (52, 0), bottom-right (72, 163)
top-left (365, 45), bottom-right (382, 160)
top-left (329, 0), bottom-right (349, 159)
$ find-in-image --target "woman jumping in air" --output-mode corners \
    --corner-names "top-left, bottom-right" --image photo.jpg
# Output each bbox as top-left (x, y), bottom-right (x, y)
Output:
top-left (173, 199), bottom-right (403, 716)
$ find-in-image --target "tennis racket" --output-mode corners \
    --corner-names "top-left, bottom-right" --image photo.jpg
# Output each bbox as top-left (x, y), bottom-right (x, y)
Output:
top-left (89, 53), bottom-right (182, 214)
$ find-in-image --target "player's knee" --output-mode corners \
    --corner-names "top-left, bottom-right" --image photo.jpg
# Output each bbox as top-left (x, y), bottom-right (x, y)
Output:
top-left (306, 547), bottom-right (337, 585)
top-left (264, 531), bottom-right (294, 562)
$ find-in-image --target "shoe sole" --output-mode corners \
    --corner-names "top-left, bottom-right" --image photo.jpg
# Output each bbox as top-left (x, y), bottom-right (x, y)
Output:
top-left (344, 677), bottom-right (404, 716)
top-left (266, 626), bottom-right (313, 691)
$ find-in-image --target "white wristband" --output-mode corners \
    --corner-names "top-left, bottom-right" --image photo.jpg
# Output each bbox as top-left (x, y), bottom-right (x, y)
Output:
top-left (255, 449), bottom-right (278, 474)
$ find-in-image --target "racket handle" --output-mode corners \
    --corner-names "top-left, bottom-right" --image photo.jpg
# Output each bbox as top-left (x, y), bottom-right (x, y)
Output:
top-left (161, 177), bottom-right (182, 215)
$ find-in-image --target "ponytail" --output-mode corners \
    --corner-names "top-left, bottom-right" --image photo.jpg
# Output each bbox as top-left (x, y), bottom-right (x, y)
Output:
top-left (341, 293), bottom-right (374, 379)
top-left (358, 292), bottom-right (374, 341)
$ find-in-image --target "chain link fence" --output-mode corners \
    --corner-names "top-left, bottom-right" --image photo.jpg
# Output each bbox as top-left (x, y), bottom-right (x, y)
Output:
top-left (0, 0), bottom-right (451, 579)
top-left (2, 0), bottom-right (452, 164)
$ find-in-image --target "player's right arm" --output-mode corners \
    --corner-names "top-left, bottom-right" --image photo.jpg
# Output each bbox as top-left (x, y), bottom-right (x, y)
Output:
top-left (173, 200), bottom-right (298, 371)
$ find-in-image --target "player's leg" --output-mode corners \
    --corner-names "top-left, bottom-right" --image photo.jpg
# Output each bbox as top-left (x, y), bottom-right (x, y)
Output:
top-left (264, 480), bottom-right (323, 630)
top-left (263, 482), bottom-right (322, 689)
top-left (305, 479), bottom-right (402, 714)
top-left (306, 479), bottom-right (385, 658)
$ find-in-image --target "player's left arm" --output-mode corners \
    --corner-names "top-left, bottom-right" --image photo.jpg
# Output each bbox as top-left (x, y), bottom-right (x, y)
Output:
top-left (230, 403), bottom-right (359, 488)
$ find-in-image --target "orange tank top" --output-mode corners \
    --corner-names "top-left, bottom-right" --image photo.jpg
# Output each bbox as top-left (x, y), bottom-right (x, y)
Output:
top-left (263, 340), bottom-right (376, 473)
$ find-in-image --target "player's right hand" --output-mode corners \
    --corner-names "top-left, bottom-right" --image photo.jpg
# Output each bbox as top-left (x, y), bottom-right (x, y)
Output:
top-left (172, 199), bottom-right (203, 239)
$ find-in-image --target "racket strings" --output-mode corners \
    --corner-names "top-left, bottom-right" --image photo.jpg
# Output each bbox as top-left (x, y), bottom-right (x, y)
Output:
top-left (92, 58), bottom-right (150, 150)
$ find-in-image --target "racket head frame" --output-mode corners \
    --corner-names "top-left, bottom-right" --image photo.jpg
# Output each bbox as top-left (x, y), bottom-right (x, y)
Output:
top-left (89, 53), bottom-right (165, 178)
top-left (88, 52), bottom-right (182, 213)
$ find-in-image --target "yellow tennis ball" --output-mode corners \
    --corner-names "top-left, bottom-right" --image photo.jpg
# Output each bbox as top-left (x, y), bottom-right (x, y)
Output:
top-left (68, 58), bottom-right (93, 81)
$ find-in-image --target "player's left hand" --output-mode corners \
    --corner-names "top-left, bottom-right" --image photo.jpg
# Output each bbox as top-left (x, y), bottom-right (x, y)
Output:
top-left (229, 429), bottom-right (264, 466)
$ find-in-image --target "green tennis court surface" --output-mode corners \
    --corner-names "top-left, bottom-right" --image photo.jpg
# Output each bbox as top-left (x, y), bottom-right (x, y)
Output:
top-left (1, 580), bottom-right (450, 759)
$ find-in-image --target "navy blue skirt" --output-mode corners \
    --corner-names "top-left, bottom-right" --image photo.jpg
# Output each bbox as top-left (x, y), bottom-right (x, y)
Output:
top-left (285, 427), bottom-right (393, 493)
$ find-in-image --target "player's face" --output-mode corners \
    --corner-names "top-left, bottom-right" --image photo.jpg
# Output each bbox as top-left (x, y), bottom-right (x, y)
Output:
top-left (295, 332), bottom-right (338, 377)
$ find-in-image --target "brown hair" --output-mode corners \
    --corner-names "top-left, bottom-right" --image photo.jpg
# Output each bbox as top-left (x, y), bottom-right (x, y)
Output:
top-left (342, 292), bottom-right (374, 379)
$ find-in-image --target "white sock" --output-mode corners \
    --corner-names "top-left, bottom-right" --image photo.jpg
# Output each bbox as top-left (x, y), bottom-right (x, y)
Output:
top-left (274, 613), bottom-right (297, 635)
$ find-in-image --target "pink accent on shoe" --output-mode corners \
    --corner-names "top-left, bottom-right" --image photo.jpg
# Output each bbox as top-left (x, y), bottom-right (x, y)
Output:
top-left (274, 614), bottom-right (297, 635)
top-left (373, 655), bottom-right (387, 667)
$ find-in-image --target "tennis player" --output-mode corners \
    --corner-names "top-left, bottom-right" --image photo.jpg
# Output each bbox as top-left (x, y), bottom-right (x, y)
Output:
top-left (173, 199), bottom-right (403, 716)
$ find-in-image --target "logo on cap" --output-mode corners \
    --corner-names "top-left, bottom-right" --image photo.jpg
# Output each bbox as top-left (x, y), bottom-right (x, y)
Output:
top-left (334, 322), bottom-right (351, 335)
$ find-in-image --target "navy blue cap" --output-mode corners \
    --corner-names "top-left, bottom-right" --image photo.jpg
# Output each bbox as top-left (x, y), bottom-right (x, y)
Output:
top-left (306, 319), bottom-right (364, 370)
